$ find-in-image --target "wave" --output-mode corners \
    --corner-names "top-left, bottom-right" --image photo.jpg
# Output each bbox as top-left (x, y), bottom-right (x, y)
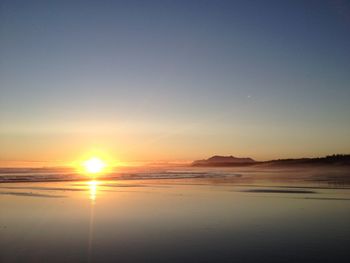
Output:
top-left (0, 167), bottom-right (241, 183)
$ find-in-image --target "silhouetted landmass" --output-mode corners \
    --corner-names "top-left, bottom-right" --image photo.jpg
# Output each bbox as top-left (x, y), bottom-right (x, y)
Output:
top-left (192, 155), bottom-right (256, 167)
top-left (192, 154), bottom-right (350, 167)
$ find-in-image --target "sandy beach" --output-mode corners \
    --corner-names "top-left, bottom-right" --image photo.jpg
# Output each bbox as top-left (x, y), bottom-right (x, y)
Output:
top-left (1, 167), bottom-right (350, 262)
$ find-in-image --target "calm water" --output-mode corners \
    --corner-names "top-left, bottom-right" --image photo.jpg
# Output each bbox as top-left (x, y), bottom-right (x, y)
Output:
top-left (1, 167), bottom-right (350, 262)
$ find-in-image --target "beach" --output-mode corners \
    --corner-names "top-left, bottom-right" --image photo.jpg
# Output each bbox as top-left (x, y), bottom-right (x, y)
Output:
top-left (1, 167), bottom-right (350, 262)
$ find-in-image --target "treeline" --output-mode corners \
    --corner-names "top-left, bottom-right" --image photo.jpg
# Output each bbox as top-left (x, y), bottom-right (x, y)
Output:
top-left (264, 154), bottom-right (350, 166)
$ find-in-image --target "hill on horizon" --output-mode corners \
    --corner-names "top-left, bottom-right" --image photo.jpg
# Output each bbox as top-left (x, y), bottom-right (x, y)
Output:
top-left (192, 155), bottom-right (256, 166)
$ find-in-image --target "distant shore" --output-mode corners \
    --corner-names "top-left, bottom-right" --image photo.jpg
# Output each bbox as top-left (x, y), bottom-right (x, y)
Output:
top-left (192, 154), bottom-right (350, 167)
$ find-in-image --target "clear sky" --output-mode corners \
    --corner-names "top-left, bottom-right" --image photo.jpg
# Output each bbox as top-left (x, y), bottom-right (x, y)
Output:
top-left (1, 0), bottom-right (350, 166)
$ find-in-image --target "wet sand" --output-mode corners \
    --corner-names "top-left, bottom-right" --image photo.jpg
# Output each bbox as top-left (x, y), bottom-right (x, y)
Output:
top-left (1, 167), bottom-right (350, 262)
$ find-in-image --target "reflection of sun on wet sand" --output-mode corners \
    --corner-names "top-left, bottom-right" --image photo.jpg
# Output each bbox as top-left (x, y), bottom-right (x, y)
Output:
top-left (88, 180), bottom-right (100, 202)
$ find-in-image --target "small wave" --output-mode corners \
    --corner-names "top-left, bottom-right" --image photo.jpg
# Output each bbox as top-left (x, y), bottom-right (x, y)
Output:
top-left (242, 189), bottom-right (316, 194)
top-left (0, 168), bottom-right (241, 183)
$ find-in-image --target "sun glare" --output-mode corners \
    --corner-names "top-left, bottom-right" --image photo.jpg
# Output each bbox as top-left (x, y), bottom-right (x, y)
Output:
top-left (83, 157), bottom-right (106, 174)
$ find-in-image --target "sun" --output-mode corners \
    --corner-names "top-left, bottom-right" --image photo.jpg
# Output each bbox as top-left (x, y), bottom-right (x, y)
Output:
top-left (83, 157), bottom-right (106, 174)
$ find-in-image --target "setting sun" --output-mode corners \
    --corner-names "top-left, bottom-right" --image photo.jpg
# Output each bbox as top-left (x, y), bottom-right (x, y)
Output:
top-left (83, 157), bottom-right (106, 174)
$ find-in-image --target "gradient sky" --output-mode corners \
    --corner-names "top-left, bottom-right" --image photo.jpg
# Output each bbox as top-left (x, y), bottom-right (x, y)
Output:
top-left (1, 0), bottom-right (350, 166)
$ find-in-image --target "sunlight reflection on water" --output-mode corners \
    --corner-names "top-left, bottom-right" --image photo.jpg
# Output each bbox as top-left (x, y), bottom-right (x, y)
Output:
top-left (87, 180), bottom-right (100, 203)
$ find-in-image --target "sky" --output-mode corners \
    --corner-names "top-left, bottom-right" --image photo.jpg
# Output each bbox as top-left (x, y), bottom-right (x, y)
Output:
top-left (1, 0), bottom-right (350, 166)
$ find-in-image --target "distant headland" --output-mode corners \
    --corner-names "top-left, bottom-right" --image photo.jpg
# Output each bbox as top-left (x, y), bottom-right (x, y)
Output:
top-left (192, 154), bottom-right (350, 167)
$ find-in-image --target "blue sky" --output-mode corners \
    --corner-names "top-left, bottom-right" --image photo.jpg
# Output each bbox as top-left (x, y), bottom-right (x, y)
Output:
top-left (1, 0), bottom-right (350, 164)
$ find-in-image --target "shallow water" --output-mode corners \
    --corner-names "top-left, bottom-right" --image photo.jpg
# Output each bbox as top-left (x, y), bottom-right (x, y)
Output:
top-left (1, 167), bottom-right (350, 262)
